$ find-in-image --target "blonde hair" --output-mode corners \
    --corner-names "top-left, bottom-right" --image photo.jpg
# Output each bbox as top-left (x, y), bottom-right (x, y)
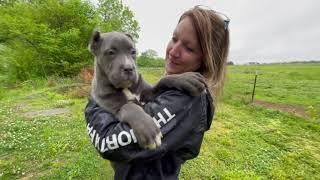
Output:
top-left (179, 6), bottom-right (230, 99)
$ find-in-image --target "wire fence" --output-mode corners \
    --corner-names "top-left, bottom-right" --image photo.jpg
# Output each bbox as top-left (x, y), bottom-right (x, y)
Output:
top-left (224, 69), bottom-right (320, 120)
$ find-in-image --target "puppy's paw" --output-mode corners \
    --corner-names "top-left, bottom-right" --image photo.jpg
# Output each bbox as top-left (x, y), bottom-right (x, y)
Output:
top-left (144, 132), bottom-right (162, 150)
top-left (161, 72), bottom-right (206, 96)
top-left (180, 72), bottom-right (206, 96)
top-left (133, 120), bottom-right (162, 150)
top-left (119, 103), bottom-right (163, 150)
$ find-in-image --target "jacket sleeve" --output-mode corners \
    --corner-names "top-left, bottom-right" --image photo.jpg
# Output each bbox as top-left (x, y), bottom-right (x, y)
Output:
top-left (84, 89), bottom-right (213, 163)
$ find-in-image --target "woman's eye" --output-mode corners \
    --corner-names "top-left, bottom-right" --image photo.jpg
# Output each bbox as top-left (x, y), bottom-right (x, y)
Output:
top-left (186, 46), bottom-right (194, 52)
top-left (171, 37), bottom-right (177, 42)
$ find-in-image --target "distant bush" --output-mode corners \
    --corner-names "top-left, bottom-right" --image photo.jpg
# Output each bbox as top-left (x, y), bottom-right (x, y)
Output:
top-left (137, 56), bottom-right (165, 67)
top-left (227, 61), bottom-right (234, 65)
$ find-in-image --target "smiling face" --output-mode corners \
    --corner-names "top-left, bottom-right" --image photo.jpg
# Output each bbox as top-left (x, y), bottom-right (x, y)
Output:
top-left (165, 17), bottom-right (203, 75)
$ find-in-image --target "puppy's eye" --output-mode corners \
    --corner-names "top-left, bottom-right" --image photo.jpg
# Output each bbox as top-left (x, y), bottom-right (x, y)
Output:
top-left (106, 49), bottom-right (115, 56)
top-left (131, 49), bottom-right (136, 55)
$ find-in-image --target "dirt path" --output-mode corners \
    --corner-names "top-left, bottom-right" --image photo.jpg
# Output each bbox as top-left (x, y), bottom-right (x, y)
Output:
top-left (254, 100), bottom-right (309, 119)
top-left (22, 108), bottom-right (69, 117)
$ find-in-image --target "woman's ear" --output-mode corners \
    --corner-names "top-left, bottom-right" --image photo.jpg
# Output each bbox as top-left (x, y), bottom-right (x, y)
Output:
top-left (88, 30), bottom-right (101, 56)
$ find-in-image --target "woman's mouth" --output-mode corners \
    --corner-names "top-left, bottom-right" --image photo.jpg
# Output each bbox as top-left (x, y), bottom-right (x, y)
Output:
top-left (169, 58), bottom-right (181, 66)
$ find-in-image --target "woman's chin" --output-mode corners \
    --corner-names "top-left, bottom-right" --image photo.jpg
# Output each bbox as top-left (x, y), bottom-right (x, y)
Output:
top-left (165, 66), bottom-right (178, 75)
top-left (165, 63), bottom-right (180, 75)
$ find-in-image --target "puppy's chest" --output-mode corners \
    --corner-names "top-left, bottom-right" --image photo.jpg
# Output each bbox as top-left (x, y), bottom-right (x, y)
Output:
top-left (122, 88), bottom-right (141, 105)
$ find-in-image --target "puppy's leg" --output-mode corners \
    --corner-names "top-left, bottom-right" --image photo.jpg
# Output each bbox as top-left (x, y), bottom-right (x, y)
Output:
top-left (117, 102), bottom-right (162, 149)
top-left (141, 72), bottom-right (207, 102)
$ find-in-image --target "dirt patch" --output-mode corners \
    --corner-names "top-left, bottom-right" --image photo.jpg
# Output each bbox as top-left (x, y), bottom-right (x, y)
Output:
top-left (19, 169), bottom-right (50, 180)
top-left (254, 100), bottom-right (309, 119)
top-left (65, 85), bottom-right (91, 98)
top-left (22, 108), bottom-right (69, 118)
top-left (79, 67), bottom-right (94, 84)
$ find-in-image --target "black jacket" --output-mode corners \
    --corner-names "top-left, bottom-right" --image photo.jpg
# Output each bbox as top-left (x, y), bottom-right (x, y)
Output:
top-left (84, 89), bottom-right (214, 180)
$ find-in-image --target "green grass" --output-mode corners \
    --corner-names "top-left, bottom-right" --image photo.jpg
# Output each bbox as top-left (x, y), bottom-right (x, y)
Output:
top-left (180, 102), bottom-right (320, 179)
top-left (0, 79), bottom-right (114, 179)
top-left (0, 64), bottom-right (320, 179)
top-left (224, 63), bottom-right (320, 107)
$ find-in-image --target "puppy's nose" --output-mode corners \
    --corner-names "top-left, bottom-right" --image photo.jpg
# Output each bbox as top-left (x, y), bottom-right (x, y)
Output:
top-left (122, 66), bottom-right (134, 75)
top-left (123, 67), bottom-right (133, 73)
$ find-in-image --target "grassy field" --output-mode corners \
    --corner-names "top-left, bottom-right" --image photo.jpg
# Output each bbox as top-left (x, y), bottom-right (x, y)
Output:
top-left (224, 63), bottom-right (320, 107)
top-left (0, 63), bottom-right (319, 179)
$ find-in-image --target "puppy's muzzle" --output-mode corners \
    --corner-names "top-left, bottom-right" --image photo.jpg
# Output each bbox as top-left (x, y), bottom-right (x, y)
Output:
top-left (123, 67), bottom-right (134, 76)
top-left (121, 64), bottom-right (136, 77)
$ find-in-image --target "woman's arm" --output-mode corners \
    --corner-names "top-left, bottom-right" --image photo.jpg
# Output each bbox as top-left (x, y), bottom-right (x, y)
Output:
top-left (84, 89), bottom-right (213, 162)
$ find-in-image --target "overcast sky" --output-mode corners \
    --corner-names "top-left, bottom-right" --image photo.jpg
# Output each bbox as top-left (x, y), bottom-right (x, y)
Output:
top-left (121, 0), bottom-right (320, 64)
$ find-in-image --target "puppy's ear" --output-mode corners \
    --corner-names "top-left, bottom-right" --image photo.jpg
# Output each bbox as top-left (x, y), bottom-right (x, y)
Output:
top-left (125, 33), bottom-right (134, 41)
top-left (88, 31), bottom-right (101, 56)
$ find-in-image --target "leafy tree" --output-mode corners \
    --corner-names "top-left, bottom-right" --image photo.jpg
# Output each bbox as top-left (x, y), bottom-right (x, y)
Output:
top-left (97, 0), bottom-right (140, 39)
top-left (140, 49), bottom-right (158, 59)
top-left (137, 49), bottom-right (164, 67)
top-left (227, 61), bottom-right (234, 65)
top-left (0, 0), bottom-right (140, 82)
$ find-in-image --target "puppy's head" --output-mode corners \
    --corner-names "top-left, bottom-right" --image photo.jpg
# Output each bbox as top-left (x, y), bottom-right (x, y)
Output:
top-left (89, 31), bottom-right (138, 88)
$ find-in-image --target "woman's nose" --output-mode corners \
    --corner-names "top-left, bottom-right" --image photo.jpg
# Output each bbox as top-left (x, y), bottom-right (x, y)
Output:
top-left (169, 42), bottom-right (180, 58)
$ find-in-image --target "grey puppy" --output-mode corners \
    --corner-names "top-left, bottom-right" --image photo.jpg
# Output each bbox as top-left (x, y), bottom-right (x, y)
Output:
top-left (88, 31), bottom-right (206, 149)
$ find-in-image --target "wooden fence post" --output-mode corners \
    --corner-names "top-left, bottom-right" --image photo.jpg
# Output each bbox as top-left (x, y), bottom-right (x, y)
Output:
top-left (251, 71), bottom-right (258, 103)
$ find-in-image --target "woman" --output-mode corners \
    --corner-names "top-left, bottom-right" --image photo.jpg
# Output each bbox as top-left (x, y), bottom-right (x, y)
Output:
top-left (85, 5), bottom-right (230, 180)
